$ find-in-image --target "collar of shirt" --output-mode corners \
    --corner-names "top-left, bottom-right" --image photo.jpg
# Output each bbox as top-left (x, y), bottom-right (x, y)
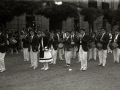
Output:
top-left (115, 34), bottom-right (119, 39)
top-left (67, 36), bottom-right (69, 39)
top-left (101, 33), bottom-right (105, 38)
top-left (83, 33), bottom-right (85, 37)
top-left (71, 35), bottom-right (74, 38)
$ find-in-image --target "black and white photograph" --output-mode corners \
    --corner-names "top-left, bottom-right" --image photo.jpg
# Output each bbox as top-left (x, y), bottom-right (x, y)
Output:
top-left (0, 0), bottom-right (120, 90)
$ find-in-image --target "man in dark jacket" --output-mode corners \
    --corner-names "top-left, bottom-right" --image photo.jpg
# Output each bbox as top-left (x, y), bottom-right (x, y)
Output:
top-left (22, 31), bottom-right (29, 61)
top-left (29, 30), bottom-right (39, 69)
top-left (97, 28), bottom-right (109, 66)
top-left (0, 30), bottom-right (7, 72)
top-left (111, 30), bottom-right (120, 63)
top-left (64, 31), bottom-right (72, 66)
top-left (70, 30), bottom-right (77, 58)
top-left (77, 29), bottom-right (89, 71)
top-left (49, 31), bottom-right (58, 64)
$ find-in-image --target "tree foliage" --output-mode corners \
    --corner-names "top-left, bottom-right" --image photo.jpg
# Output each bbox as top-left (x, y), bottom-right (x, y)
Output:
top-left (80, 7), bottom-right (102, 34)
top-left (103, 9), bottom-right (117, 26)
top-left (0, 0), bottom-right (16, 24)
top-left (80, 7), bottom-right (102, 24)
top-left (35, 2), bottom-right (78, 21)
top-left (13, 1), bottom-right (39, 16)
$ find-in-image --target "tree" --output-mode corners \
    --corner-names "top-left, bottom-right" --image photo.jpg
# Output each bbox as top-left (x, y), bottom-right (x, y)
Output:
top-left (13, 1), bottom-right (39, 16)
top-left (103, 9), bottom-right (117, 32)
top-left (115, 9), bottom-right (120, 31)
top-left (0, 0), bottom-right (16, 33)
top-left (80, 7), bottom-right (102, 35)
top-left (35, 2), bottom-right (78, 30)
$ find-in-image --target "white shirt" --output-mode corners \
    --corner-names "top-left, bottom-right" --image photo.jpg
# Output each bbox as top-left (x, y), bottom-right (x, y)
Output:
top-left (57, 34), bottom-right (59, 41)
top-left (101, 33), bottom-right (105, 40)
top-left (41, 37), bottom-right (44, 48)
top-left (114, 34), bottom-right (119, 42)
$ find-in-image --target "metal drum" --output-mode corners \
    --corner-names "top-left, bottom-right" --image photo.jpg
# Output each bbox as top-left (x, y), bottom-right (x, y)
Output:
top-left (10, 38), bottom-right (17, 44)
top-left (58, 43), bottom-right (64, 49)
top-left (89, 42), bottom-right (96, 48)
top-left (109, 42), bottom-right (118, 50)
top-left (96, 43), bottom-right (103, 50)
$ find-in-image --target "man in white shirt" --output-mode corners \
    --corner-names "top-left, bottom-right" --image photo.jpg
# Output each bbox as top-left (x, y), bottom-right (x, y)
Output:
top-left (97, 28), bottom-right (109, 66)
top-left (70, 30), bottom-right (77, 58)
top-left (77, 29), bottom-right (89, 70)
top-left (29, 30), bottom-right (39, 69)
top-left (111, 30), bottom-right (120, 63)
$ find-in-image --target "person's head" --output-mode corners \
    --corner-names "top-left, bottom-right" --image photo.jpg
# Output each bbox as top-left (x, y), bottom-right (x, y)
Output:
top-left (114, 30), bottom-right (119, 35)
top-left (91, 32), bottom-right (96, 38)
top-left (50, 30), bottom-right (54, 36)
top-left (66, 31), bottom-right (71, 37)
top-left (80, 29), bottom-right (85, 35)
top-left (56, 30), bottom-right (60, 34)
top-left (30, 30), bottom-right (34, 36)
top-left (0, 30), bottom-right (2, 35)
top-left (101, 28), bottom-right (106, 34)
top-left (108, 30), bottom-right (111, 33)
top-left (37, 31), bottom-right (41, 37)
top-left (71, 30), bottom-right (75, 35)
top-left (24, 31), bottom-right (28, 35)
top-left (42, 31), bottom-right (46, 37)
top-left (62, 30), bottom-right (65, 33)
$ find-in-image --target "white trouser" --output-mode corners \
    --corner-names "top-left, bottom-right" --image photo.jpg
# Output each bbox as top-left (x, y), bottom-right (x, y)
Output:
top-left (61, 48), bottom-right (64, 55)
top-left (89, 48), bottom-right (97, 60)
top-left (23, 48), bottom-right (29, 61)
top-left (0, 52), bottom-right (6, 70)
top-left (30, 46), bottom-right (38, 67)
top-left (79, 45), bottom-right (87, 69)
top-left (51, 46), bottom-right (58, 64)
top-left (113, 48), bottom-right (120, 62)
top-left (65, 50), bottom-right (71, 64)
top-left (71, 47), bottom-right (76, 58)
top-left (58, 48), bottom-right (63, 60)
top-left (98, 49), bottom-right (107, 65)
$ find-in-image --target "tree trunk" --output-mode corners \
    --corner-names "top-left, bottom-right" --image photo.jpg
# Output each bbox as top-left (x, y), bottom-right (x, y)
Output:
top-left (111, 24), bottom-right (114, 32)
top-left (92, 22), bottom-right (94, 32)
top-left (49, 18), bottom-right (62, 32)
top-left (89, 23), bottom-right (92, 37)
top-left (2, 22), bottom-right (6, 34)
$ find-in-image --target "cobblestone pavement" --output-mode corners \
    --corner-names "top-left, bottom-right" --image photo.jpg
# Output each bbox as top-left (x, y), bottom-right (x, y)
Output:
top-left (0, 52), bottom-right (120, 90)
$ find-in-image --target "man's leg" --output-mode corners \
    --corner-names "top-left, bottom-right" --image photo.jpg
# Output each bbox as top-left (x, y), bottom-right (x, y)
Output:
top-left (93, 48), bottom-right (97, 60)
top-left (30, 47), bottom-right (34, 67)
top-left (88, 48), bottom-right (92, 60)
top-left (0, 52), bottom-right (6, 72)
top-left (98, 50), bottom-right (103, 65)
top-left (83, 51), bottom-right (87, 70)
top-left (102, 50), bottom-right (107, 66)
top-left (33, 52), bottom-right (38, 69)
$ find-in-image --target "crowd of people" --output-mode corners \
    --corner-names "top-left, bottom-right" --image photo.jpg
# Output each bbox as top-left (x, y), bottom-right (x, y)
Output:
top-left (0, 28), bottom-right (119, 72)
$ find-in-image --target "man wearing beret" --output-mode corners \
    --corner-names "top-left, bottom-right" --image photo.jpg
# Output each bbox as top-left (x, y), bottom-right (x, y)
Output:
top-left (0, 30), bottom-right (7, 72)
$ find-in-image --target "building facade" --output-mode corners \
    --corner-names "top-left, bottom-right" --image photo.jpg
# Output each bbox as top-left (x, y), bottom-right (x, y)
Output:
top-left (6, 0), bottom-right (120, 32)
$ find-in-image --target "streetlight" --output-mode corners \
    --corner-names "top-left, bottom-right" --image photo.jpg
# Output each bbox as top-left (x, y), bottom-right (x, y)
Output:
top-left (77, 6), bottom-right (82, 30)
top-left (54, 0), bottom-right (62, 5)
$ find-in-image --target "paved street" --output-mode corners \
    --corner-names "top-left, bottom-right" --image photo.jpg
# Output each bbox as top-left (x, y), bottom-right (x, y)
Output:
top-left (0, 52), bottom-right (120, 90)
